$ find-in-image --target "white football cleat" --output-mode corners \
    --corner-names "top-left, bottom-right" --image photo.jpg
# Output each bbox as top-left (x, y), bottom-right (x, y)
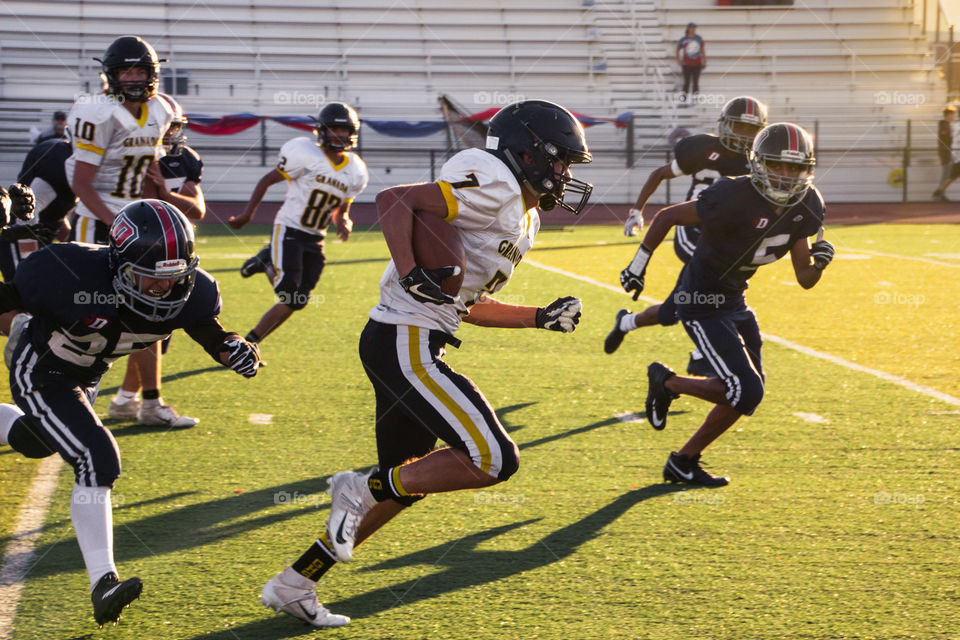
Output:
top-left (623, 207), bottom-right (643, 237)
top-left (3, 312), bottom-right (30, 369)
top-left (108, 397), bottom-right (141, 420)
top-left (260, 568), bottom-right (349, 627)
top-left (325, 470), bottom-right (376, 562)
top-left (137, 403), bottom-right (198, 428)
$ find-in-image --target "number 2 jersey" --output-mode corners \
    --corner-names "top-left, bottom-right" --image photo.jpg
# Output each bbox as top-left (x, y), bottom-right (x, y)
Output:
top-left (64, 94), bottom-right (173, 221)
top-left (9, 242), bottom-right (229, 382)
top-left (273, 137), bottom-right (368, 237)
top-left (370, 148), bottom-right (540, 336)
top-left (672, 133), bottom-right (750, 201)
top-left (677, 176), bottom-right (824, 317)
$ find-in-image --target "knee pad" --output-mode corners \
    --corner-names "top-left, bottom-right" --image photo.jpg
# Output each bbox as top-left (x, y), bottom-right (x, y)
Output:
top-left (657, 302), bottom-right (680, 327)
top-left (274, 279), bottom-right (309, 310)
top-left (8, 416), bottom-right (56, 459)
top-left (733, 377), bottom-right (765, 416)
top-left (495, 443), bottom-right (520, 482)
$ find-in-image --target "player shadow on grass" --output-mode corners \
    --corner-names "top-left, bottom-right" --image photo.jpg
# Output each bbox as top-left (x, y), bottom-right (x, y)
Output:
top-left (181, 483), bottom-right (686, 639)
top-left (21, 474), bottom-right (367, 581)
top-left (96, 365), bottom-right (227, 399)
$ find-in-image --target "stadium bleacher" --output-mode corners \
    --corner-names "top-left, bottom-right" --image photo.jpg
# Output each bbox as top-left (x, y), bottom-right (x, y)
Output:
top-left (0, 0), bottom-right (952, 203)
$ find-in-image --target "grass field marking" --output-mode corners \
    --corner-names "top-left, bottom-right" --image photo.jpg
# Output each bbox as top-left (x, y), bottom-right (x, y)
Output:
top-left (0, 456), bottom-right (63, 638)
top-left (841, 247), bottom-right (960, 268)
top-left (792, 412), bottom-right (828, 423)
top-left (525, 259), bottom-right (960, 408)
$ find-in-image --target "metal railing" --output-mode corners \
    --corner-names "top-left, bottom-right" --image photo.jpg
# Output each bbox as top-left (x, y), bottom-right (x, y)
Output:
top-left (918, 0), bottom-right (958, 97)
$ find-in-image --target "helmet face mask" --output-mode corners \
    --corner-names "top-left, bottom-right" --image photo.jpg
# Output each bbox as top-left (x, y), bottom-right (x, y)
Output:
top-left (96, 36), bottom-right (164, 103)
top-left (718, 96), bottom-right (768, 154)
top-left (486, 100), bottom-right (593, 214)
top-left (158, 93), bottom-right (188, 155)
top-left (749, 123), bottom-right (816, 207)
top-left (316, 102), bottom-right (359, 152)
top-left (110, 199), bottom-right (198, 322)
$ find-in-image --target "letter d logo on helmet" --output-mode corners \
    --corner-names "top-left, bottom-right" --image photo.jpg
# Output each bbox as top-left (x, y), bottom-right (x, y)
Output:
top-left (485, 100), bottom-right (594, 215)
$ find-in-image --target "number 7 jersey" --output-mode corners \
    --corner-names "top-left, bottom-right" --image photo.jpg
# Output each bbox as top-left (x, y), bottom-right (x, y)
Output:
top-left (65, 94), bottom-right (173, 220)
top-left (273, 137), bottom-right (368, 236)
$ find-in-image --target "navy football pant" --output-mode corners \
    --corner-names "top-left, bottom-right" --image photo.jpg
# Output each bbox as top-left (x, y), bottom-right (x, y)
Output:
top-left (681, 308), bottom-right (764, 415)
top-left (269, 225), bottom-right (325, 311)
top-left (359, 319), bottom-right (519, 481)
top-left (9, 334), bottom-right (120, 488)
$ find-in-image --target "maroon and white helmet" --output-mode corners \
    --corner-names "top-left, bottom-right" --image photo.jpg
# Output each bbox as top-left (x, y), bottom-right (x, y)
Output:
top-left (749, 122), bottom-right (815, 206)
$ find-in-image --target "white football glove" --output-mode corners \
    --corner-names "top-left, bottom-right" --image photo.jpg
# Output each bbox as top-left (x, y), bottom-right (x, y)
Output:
top-left (536, 296), bottom-right (582, 333)
top-left (623, 208), bottom-right (643, 237)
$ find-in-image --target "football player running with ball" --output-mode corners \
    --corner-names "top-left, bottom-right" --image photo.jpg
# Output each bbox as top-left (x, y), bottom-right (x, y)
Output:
top-left (611, 97), bottom-right (767, 376)
top-left (618, 123), bottom-right (835, 486)
top-left (259, 100), bottom-right (590, 628)
top-left (0, 200), bottom-right (260, 628)
top-left (228, 102), bottom-right (368, 345)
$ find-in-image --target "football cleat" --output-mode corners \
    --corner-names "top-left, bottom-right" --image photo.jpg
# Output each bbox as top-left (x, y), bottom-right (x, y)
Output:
top-left (663, 451), bottom-right (730, 486)
top-left (685, 351), bottom-right (716, 377)
top-left (603, 309), bottom-right (631, 354)
top-left (645, 362), bottom-right (678, 430)
top-left (325, 470), bottom-right (376, 563)
top-left (108, 397), bottom-right (141, 420)
top-left (138, 403), bottom-right (198, 428)
top-left (91, 571), bottom-right (142, 628)
top-left (260, 568), bottom-right (350, 627)
top-left (3, 312), bottom-right (30, 369)
top-left (240, 253), bottom-right (267, 278)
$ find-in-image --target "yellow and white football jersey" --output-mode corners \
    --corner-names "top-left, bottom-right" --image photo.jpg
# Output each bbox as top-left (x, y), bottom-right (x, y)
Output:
top-left (65, 94), bottom-right (172, 221)
top-left (273, 137), bottom-right (369, 236)
top-left (370, 148), bottom-right (540, 336)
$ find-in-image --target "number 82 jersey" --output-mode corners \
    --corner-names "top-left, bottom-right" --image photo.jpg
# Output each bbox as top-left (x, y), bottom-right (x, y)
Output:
top-left (273, 137), bottom-right (368, 236)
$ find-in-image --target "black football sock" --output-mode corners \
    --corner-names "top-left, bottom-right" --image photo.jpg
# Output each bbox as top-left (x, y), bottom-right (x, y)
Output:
top-left (142, 389), bottom-right (160, 401)
top-left (291, 532), bottom-right (337, 581)
top-left (367, 465), bottom-right (412, 502)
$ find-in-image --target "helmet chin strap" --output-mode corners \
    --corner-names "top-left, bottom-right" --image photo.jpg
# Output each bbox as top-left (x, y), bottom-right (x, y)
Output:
top-left (538, 195), bottom-right (557, 211)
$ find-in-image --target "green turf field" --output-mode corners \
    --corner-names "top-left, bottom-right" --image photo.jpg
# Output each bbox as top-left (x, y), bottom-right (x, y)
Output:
top-left (1, 222), bottom-right (957, 639)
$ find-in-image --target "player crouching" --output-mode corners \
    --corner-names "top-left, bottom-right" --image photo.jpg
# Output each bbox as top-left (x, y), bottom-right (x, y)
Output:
top-left (0, 200), bottom-right (260, 628)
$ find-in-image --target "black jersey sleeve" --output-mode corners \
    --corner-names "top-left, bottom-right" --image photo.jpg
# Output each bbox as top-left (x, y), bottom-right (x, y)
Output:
top-left (799, 186), bottom-right (826, 237)
top-left (673, 134), bottom-right (715, 175)
top-left (184, 317), bottom-right (234, 362)
top-left (694, 177), bottom-right (739, 231)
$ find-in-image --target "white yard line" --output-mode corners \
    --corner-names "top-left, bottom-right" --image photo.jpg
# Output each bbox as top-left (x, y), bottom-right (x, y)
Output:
top-left (0, 456), bottom-right (63, 639)
top-left (842, 247), bottom-right (960, 268)
top-left (525, 259), bottom-right (960, 408)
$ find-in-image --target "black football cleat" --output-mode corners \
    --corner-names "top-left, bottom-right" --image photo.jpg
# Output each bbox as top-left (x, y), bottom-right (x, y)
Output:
top-left (91, 571), bottom-right (143, 628)
top-left (685, 351), bottom-right (716, 377)
top-left (604, 309), bottom-right (631, 354)
top-left (663, 451), bottom-right (729, 486)
top-left (645, 362), bottom-right (678, 430)
top-left (240, 254), bottom-right (266, 278)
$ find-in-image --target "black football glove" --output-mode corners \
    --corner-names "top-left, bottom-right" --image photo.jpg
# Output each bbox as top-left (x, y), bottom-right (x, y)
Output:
top-left (620, 245), bottom-right (652, 301)
top-left (399, 265), bottom-right (461, 305)
top-left (810, 239), bottom-right (835, 271)
top-left (221, 337), bottom-right (261, 378)
top-left (7, 184), bottom-right (35, 222)
top-left (535, 296), bottom-right (582, 333)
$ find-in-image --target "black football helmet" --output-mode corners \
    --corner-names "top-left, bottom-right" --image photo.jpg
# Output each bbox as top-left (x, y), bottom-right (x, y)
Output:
top-left (109, 200), bottom-right (198, 322)
top-left (749, 122), bottom-right (816, 207)
top-left (316, 102), bottom-right (360, 152)
top-left (485, 100), bottom-right (593, 214)
top-left (718, 96), bottom-right (768, 154)
top-left (158, 93), bottom-right (188, 155)
top-left (95, 36), bottom-right (164, 102)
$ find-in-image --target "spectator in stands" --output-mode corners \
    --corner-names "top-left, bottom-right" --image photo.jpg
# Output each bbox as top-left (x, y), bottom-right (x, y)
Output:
top-left (933, 105), bottom-right (957, 202)
top-left (34, 111), bottom-right (70, 144)
top-left (677, 23), bottom-right (706, 104)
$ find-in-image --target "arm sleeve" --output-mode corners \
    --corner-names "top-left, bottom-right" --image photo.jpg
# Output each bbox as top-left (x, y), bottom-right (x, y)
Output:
top-left (673, 136), bottom-right (707, 175)
top-left (347, 160), bottom-right (369, 199)
top-left (184, 317), bottom-right (235, 362)
top-left (276, 138), bottom-right (309, 181)
top-left (437, 152), bottom-right (513, 230)
top-left (68, 102), bottom-right (113, 166)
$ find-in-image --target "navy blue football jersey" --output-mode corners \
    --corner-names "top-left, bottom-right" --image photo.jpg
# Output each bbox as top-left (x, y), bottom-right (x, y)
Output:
top-left (673, 133), bottom-right (750, 201)
top-left (159, 145), bottom-right (203, 194)
top-left (677, 176), bottom-right (824, 315)
top-left (12, 243), bottom-right (224, 380)
top-left (16, 139), bottom-right (76, 228)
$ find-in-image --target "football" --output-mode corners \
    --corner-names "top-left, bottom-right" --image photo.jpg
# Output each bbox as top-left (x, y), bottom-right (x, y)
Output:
top-left (412, 212), bottom-right (465, 296)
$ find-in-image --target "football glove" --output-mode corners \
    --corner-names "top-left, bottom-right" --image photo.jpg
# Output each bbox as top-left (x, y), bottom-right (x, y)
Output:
top-left (221, 337), bottom-right (261, 378)
top-left (623, 207), bottom-right (643, 237)
top-left (620, 245), bottom-right (652, 301)
top-left (399, 265), bottom-right (461, 305)
top-left (810, 239), bottom-right (835, 271)
top-left (536, 296), bottom-right (582, 333)
top-left (8, 184), bottom-right (35, 222)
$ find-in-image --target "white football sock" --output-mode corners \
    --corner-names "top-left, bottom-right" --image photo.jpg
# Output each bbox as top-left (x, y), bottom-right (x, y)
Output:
top-left (619, 313), bottom-right (637, 333)
top-left (141, 397), bottom-right (161, 409)
top-left (691, 348), bottom-right (705, 360)
top-left (115, 390), bottom-right (138, 403)
top-left (0, 403), bottom-right (25, 446)
top-left (70, 484), bottom-right (117, 590)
